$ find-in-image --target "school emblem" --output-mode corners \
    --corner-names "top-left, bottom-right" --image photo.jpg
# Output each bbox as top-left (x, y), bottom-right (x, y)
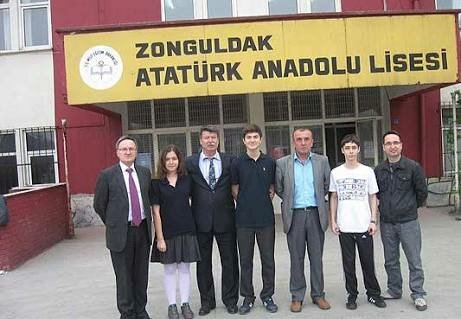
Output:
top-left (79, 45), bottom-right (123, 90)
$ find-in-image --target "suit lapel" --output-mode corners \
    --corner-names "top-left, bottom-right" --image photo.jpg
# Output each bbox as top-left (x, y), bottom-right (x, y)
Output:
top-left (287, 154), bottom-right (294, 193)
top-left (114, 165), bottom-right (129, 202)
top-left (194, 154), bottom-right (210, 188)
top-left (311, 153), bottom-right (321, 197)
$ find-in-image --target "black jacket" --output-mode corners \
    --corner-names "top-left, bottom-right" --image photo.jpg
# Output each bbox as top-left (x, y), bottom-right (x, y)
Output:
top-left (186, 153), bottom-right (236, 233)
top-left (93, 164), bottom-right (153, 252)
top-left (374, 156), bottom-right (428, 224)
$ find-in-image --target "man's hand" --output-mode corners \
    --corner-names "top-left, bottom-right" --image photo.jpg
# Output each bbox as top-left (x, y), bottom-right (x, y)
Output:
top-left (330, 221), bottom-right (340, 235)
top-left (368, 222), bottom-right (377, 236)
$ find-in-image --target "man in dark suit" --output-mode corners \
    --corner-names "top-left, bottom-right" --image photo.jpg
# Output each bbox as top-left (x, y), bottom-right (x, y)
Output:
top-left (186, 126), bottom-right (239, 316)
top-left (94, 136), bottom-right (152, 319)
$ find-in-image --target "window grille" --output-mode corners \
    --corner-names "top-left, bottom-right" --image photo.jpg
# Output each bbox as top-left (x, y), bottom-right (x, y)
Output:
top-left (222, 94), bottom-right (248, 124)
top-left (358, 87), bottom-right (381, 117)
top-left (157, 133), bottom-right (187, 158)
top-left (128, 100), bottom-right (152, 130)
top-left (294, 125), bottom-right (324, 155)
top-left (224, 128), bottom-right (245, 156)
top-left (131, 133), bottom-right (154, 172)
top-left (188, 96), bottom-right (220, 126)
top-left (265, 125), bottom-right (290, 159)
top-left (264, 92), bottom-right (289, 122)
top-left (0, 126), bottom-right (57, 194)
top-left (291, 90), bottom-right (322, 120)
top-left (154, 98), bottom-right (186, 128)
top-left (190, 132), bottom-right (201, 154)
top-left (325, 88), bottom-right (355, 118)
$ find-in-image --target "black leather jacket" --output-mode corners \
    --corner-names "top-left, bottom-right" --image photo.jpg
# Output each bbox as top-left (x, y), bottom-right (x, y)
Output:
top-left (374, 156), bottom-right (427, 224)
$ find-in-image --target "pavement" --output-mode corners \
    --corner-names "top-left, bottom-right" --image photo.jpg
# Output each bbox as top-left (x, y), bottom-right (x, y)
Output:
top-left (1, 206), bottom-right (461, 319)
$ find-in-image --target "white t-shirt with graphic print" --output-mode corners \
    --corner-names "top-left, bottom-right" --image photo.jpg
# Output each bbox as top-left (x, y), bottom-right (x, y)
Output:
top-left (329, 163), bottom-right (379, 233)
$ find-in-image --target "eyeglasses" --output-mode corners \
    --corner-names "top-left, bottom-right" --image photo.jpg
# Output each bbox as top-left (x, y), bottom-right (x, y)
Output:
top-left (384, 141), bottom-right (402, 147)
top-left (118, 147), bottom-right (136, 152)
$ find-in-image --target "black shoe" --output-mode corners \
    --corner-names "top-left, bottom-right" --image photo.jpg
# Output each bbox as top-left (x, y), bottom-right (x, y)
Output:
top-left (198, 304), bottom-right (215, 316)
top-left (238, 298), bottom-right (254, 315)
top-left (168, 304), bottom-right (180, 319)
top-left (346, 297), bottom-right (357, 310)
top-left (368, 296), bottom-right (387, 308)
top-left (262, 298), bottom-right (278, 313)
top-left (226, 304), bottom-right (238, 314)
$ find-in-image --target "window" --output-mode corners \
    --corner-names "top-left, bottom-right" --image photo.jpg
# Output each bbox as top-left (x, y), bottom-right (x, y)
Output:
top-left (265, 125), bottom-right (290, 159)
top-left (131, 133), bottom-right (154, 172)
top-left (0, 132), bottom-right (18, 194)
top-left (268, 0), bottom-right (298, 15)
top-left (358, 87), bottom-right (381, 117)
top-left (154, 98), bottom-right (186, 128)
top-left (128, 101), bottom-right (152, 130)
top-left (263, 92), bottom-right (289, 122)
top-left (25, 129), bottom-right (57, 185)
top-left (164, 0), bottom-right (194, 20)
top-left (207, 0), bottom-right (232, 18)
top-left (310, 0), bottom-right (336, 12)
top-left (0, 2), bottom-right (11, 50)
top-left (436, 0), bottom-right (461, 9)
top-left (0, 127), bottom-right (58, 194)
top-left (325, 88), bottom-right (355, 118)
top-left (127, 94), bottom-right (249, 159)
top-left (188, 96), bottom-right (220, 126)
top-left (0, 0), bottom-right (50, 51)
top-left (291, 89), bottom-right (322, 120)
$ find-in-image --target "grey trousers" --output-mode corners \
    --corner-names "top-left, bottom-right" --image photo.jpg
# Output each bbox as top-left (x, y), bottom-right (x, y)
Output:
top-left (287, 209), bottom-right (325, 302)
top-left (380, 219), bottom-right (426, 300)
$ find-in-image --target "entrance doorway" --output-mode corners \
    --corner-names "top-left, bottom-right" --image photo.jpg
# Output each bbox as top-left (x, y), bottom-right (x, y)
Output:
top-left (325, 122), bottom-right (355, 168)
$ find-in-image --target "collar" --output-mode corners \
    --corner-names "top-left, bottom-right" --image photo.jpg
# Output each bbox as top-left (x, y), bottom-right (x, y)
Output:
top-left (386, 157), bottom-right (405, 170)
top-left (119, 162), bottom-right (136, 173)
top-left (243, 151), bottom-right (265, 161)
top-left (294, 152), bottom-right (312, 164)
top-left (200, 151), bottom-right (221, 162)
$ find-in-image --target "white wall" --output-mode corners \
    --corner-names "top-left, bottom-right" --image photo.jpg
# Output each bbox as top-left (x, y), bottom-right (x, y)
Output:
top-left (0, 50), bottom-right (55, 130)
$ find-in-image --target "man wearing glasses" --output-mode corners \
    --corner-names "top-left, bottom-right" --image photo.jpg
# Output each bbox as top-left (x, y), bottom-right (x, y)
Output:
top-left (375, 130), bottom-right (428, 311)
top-left (94, 136), bottom-right (153, 319)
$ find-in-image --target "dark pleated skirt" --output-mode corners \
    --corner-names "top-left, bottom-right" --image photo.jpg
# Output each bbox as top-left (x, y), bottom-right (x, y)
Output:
top-left (151, 233), bottom-right (201, 264)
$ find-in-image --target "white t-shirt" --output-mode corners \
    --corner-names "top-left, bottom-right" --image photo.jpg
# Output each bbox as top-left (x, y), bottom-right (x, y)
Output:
top-left (329, 163), bottom-right (379, 233)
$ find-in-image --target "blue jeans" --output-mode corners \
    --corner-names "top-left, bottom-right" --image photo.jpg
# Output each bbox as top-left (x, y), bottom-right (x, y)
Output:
top-left (380, 219), bottom-right (426, 300)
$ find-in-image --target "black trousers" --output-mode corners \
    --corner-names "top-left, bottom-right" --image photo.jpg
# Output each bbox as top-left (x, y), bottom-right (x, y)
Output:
top-left (196, 230), bottom-right (239, 308)
top-left (110, 220), bottom-right (150, 319)
top-left (237, 225), bottom-right (275, 301)
top-left (339, 232), bottom-right (381, 299)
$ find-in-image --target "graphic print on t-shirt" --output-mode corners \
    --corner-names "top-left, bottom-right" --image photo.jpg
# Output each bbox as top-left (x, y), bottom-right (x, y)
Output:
top-left (336, 178), bottom-right (367, 201)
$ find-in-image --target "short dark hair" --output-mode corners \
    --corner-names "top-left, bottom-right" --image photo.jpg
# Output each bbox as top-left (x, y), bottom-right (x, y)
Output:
top-left (156, 144), bottom-right (187, 180)
top-left (382, 130), bottom-right (402, 144)
top-left (115, 135), bottom-right (137, 149)
top-left (200, 125), bottom-right (220, 138)
top-left (242, 124), bottom-right (262, 139)
top-left (340, 134), bottom-right (360, 148)
top-left (292, 127), bottom-right (312, 139)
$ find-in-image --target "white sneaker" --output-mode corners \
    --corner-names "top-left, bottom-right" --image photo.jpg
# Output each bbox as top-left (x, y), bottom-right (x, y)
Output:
top-left (414, 298), bottom-right (427, 311)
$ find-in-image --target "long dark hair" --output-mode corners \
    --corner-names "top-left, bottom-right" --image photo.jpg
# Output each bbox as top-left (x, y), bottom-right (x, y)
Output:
top-left (156, 144), bottom-right (187, 180)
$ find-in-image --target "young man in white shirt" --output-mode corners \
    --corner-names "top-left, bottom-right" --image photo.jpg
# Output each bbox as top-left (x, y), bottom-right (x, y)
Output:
top-left (329, 134), bottom-right (386, 310)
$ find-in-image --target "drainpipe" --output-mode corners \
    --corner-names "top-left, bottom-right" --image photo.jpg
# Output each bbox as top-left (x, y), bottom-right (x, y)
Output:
top-left (61, 119), bottom-right (75, 238)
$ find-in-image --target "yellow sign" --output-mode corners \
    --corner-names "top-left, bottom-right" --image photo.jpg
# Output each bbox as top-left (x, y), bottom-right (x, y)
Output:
top-left (64, 14), bottom-right (458, 104)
